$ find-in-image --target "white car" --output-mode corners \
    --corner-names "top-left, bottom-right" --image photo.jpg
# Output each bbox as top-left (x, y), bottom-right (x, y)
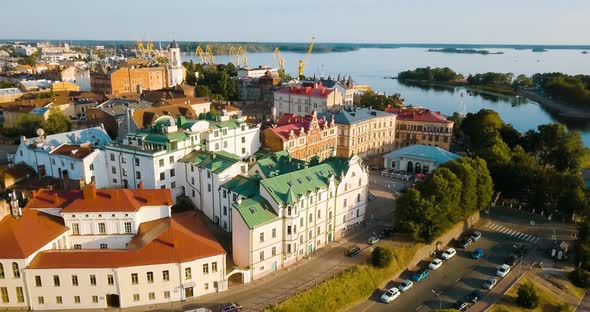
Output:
top-left (497, 264), bottom-right (511, 277)
top-left (428, 258), bottom-right (443, 270)
top-left (441, 248), bottom-right (457, 260)
top-left (381, 287), bottom-right (401, 303)
top-left (398, 279), bottom-right (414, 292)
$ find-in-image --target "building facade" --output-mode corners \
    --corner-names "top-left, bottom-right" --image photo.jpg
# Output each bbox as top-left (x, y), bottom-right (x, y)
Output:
top-left (273, 84), bottom-right (342, 120)
top-left (383, 144), bottom-right (462, 174)
top-left (386, 106), bottom-right (454, 150)
top-left (319, 107), bottom-right (397, 158)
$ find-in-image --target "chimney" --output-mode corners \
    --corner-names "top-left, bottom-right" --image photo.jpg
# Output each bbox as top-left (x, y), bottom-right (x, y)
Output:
top-left (53, 193), bottom-right (59, 204)
top-left (82, 183), bottom-right (96, 200)
top-left (138, 181), bottom-right (144, 189)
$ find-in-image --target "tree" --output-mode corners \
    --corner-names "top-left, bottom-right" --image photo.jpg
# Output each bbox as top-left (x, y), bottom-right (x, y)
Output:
top-left (15, 114), bottom-right (44, 137)
top-left (516, 282), bottom-right (539, 309)
top-left (44, 108), bottom-right (72, 135)
top-left (359, 89), bottom-right (403, 111)
top-left (195, 85), bottom-right (212, 98)
top-left (512, 74), bottom-right (533, 89)
top-left (18, 52), bottom-right (38, 66)
top-left (371, 247), bottom-right (393, 268)
top-left (442, 159), bottom-right (478, 216)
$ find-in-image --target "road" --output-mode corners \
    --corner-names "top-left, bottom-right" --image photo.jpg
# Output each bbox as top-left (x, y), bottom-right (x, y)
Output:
top-left (347, 221), bottom-right (541, 312)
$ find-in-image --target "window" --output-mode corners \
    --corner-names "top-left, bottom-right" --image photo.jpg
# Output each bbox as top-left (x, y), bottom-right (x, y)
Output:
top-left (136, 171), bottom-right (141, 179)
top-left (72, 223), bottom-right (79, 234)
top-left (272, 246), bottom-right (277, 256)
top-left (74, 244), bottom-right (81, 249)
top-left (110, 153), bottom-right (115, 161)
top-left (134, 158), bottom-right (140, 166)
top-left (212, 262), bottom-right (218, 273)
top-left (98, 222), bottom-right (106, 234)
top-left (90, 275), bottom-right (96, 286)
top-left (89, 164), bottom-right (94, 171)
top-left (170, 169), bottom-right (175, 177)
top-left (159, 159), bottom-right (164, 167)
top-left (259, 251), bottom-right (264, 261)
top-left (1, 287), bottom-right (8, 303)
top-left (133, 294), bottom-right (139, 302)
top-left (171, 181), bottom-right (176, 188)
top-left (111, 166), bottom-right (116, 174)
top-left (207, 184), bottom-right (211, 192)
top-left (121, 156), bottom-right (127, 164)
top-left (71, 275), bottom-right (78, 286)
top-left (317, 210), bottom-right (321, 219)
top-left (272, 228), bottom-right (276, 238)
top-left (203, 263), bottom-right (209, 274)
top-left (124, 222), bottom-right (132, 233)
top-left (35, 275), bottom-right (42, 287)
top-left (149, 292), bottom-right (155, 300)
top-left (309, 213), bottom-right (313, 223)
top-left (287, 244), bottom-right (292, 253)
top-left (343, 199), bottom-right (347, 208)
top-left (287, 226), bottom-right (292, 235)
top-left (160, 172), bottom-right (165, 181)
top-left (122, 168), bottom-right (127, 176)
top-left (162, 270), bottom-right (169, 281)
top-left (164, 291), bottom-right (170, 299)
top-left (241, 136), bottom-right (246, 143)
top-left (16, 287), bottom-right (23, 303)
top-left (0, 263), bottom-right (4, 279)
top-left (92, 296), bottom-right (98, 303)
top-left (357, 193), bottom-right (361, 203)
top-left (185, 267), bottom-right (192, 279)
top-left (53, 275), bottom-right (60, 286)
top-left (259, 232), bottom-right (264, 243)
top-left (223, 205), bottom-right (227, 216)
top-left (242, 147), bottom-right (246, 154)
top-left (147, 272), bottom-right (154, 283)
top-left (131, 273), bottom-right (138, 285)
top-left (12, 262), bottom-right (19, 278)
top-left (38, 296), bottom-right (44, 304)
top-left (191, 177), bottom-right (195, 185)
top-left (169, 156), bottom-right (174, 164)
top-left (74, 296), bottom-right (80, 304)
top-left (107, 274), bottom-right (114, 285)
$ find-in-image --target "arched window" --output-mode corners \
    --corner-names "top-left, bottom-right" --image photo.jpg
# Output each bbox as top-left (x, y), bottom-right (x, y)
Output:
top-left (12, 262), bottom-right (20, 278)
top-left (0, 263), bottom-right (4, 279)
top-left (357, 193), bottom-right (361, 203)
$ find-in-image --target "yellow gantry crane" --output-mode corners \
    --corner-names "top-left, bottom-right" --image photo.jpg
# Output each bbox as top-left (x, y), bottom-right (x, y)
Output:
top-left (195, 45), bottom-right (207, 64)
top-left (205, 45), bottom-right (215, 65)
top-left (229, 46), bottom-right (239, 65)
top-left (274, 48), bottom-right (285, 72)
top-left (298, 37), bottom-right (316, 78)
top-left (237, 46), bottom-right (247, 67)
top-left (137, 41), bottom-right (146, 57)
top-left (229, 46), bottom-right (248, 67)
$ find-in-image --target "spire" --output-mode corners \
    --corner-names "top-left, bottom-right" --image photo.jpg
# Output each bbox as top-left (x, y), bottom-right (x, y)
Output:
top-left (170, 40), bottom-right (178, 49)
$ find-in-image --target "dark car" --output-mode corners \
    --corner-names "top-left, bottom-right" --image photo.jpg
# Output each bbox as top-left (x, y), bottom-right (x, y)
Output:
top-left (345, 246), bottom-right (361, 257)
top-left (460, 237), bottom-right (474, 248)
top-left (411, 269), bottom-right (430, 282)
top-left (504, 254), bottom-right (518, 266)
top-left (220, 303), bottom-right (242, 312)
top-left (466, 289), bottom-right (482, 303)
top-left (453, 300), bottom-right (469, 311)
top-left (514, 244), bottom-right (528, 257)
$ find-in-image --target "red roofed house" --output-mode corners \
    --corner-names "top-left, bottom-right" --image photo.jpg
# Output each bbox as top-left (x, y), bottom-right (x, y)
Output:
top-left (261, 111), bottom-right (337, 162)
top-left (272, 82), bottom-right (343, 120)
top-left (386, 106), bottom-right (454, 150)
top-left (0, 184), bottom-right (233, 310)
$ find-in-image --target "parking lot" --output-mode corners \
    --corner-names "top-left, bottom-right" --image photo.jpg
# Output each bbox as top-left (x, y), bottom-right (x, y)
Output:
top-left (348, 222), bottom-right (540, 312)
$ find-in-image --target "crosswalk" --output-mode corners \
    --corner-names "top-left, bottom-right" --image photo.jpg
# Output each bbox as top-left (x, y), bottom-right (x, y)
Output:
top-left (486, 223), bottom-right (542, 243)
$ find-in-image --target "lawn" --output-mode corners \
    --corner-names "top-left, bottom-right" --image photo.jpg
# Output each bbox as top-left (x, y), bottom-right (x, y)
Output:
top-left (268, 244), bottom-right (421, 312)
top-left (489, 276), bottom-right (572, 312)
top-left (545, 274), bottom-right (586, 299)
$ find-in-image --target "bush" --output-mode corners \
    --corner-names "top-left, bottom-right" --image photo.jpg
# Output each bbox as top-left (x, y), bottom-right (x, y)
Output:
top-left (569, 268), bottom-right (590, 288)
top-left (371, 247), bottom-right (393, 268)
top-left (516, 282), bottom-right (539, 308)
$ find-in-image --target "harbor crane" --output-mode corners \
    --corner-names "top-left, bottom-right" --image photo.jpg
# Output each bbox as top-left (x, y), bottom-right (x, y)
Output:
top-left (237, 46), bottom-right (247, 67)
top-left (274, 48), bottom-right (285, 72)
top-left (195, 45), bottom-right (207, 64)
top-left (205, 45), bottom-right (215, 64)
top-left (298, 37), bottom-right (315, 78)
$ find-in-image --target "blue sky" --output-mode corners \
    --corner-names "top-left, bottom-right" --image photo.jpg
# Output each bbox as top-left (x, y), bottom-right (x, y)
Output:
top-left (1, 0), bottom-right (588, 44)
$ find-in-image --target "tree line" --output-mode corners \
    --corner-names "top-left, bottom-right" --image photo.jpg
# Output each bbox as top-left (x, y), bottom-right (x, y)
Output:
top-left (395, 157), bottom-right (494, 242)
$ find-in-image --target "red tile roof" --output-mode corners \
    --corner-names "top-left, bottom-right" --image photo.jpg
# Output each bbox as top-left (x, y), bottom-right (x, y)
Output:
top-left (386, 106), bottom-right (452, 124)
top-left (50, 144), bottom-right (95, 159)
top-left (0, 209), bottom-right (68, 259)
top-left (276, 85), bottom-right (334, 98)
top-left (26, 185), bottom-right (173, 212)
top-left (270, 113), bottom-right (331, 140)
top-left (28, 212), bottom-right (225, 268)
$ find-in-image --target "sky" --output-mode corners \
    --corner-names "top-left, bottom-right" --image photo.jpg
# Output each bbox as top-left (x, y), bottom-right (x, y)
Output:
top-left (1, 0), bottom-right (589, 44)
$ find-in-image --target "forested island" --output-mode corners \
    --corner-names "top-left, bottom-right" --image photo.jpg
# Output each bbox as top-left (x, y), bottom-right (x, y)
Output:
top-left (427, 48), bottom-right (504, 55)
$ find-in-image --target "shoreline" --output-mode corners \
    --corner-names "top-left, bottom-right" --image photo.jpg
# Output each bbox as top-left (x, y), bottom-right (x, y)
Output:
top-left (516, 89), bottom-right (590, 120)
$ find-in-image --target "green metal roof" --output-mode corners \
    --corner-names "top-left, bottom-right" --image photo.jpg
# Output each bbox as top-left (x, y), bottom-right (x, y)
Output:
top-left (233, 195), bottom-right (278, 229)
top-left (180, 150), bottom-right (241, 173)
top-left (208, 120), bottom-right (243, 130)
top-left (260, 157), bottom-right (350, 205)
top-left (255, 151), bottom-right (309, 178)
top-left (129, 128), bottom-right (189, 145)
top-left (222, 175), bottom-right (260, 197)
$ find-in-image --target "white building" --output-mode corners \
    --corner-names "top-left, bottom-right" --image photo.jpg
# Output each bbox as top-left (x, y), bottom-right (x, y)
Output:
top-left (167, 40), bottom-right (185, 87)
top-left (227, 154), bottom-right (368, 280)
top-left (273, 84), bottom-right (342, 120)
top-left (0, 185), bottom-right (228, 311)
top-left (237, 66), bottom-right (279, 79)
top-left (14, 45), bottom-right (36, 56)
top-left (13, 127), bottom-right (112, 185)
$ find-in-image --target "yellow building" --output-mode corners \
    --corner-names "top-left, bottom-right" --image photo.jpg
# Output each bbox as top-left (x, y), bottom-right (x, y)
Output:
top-left (51, 82), bottom-right (80, 92)
top-left (386, 106), bottom-right (454, 150)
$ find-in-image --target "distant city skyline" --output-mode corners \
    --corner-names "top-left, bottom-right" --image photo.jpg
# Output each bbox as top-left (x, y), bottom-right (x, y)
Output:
top-left (1, 0), bottom-right (589, 45)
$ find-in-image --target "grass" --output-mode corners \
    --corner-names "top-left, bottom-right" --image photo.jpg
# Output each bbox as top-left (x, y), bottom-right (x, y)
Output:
top-left (489, 276), bottom-right (573, 312)
top-left (268, 244), bottom-right (421, 312)
top-left (546, 275), bottom-right (586, 299)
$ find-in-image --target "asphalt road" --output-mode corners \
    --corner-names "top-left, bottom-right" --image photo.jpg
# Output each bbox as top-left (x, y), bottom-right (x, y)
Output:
top-left (348, 224), bottom-right (537, 312)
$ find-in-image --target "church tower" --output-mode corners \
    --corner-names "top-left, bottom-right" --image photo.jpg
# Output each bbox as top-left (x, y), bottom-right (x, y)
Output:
top-left (168, 40), bottom-right (185, 87)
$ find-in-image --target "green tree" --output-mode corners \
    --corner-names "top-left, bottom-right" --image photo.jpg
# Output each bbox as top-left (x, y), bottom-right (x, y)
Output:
top-left (530, 124), bottom-right (583, 172)
top-left (512, 74), bottom-right (533, 89)
top-left (442, 159), bottom-right (478, 216)
top-left (18, 52), bottom-right (38, 66)
top-left (471, 157), bottom-right (494, 210)
top-left (16, 114), bottom-right (44, 137)
top-left (44, 108), bottom-right (72, 135)
top-left (195, 85), bottom-right (212, 98)
top-left (359, 89), bottom-right (403, 111)
top-left (371, 247), bottom-right (393, 268)
top-left (516, 282), bottom-right (539, 309)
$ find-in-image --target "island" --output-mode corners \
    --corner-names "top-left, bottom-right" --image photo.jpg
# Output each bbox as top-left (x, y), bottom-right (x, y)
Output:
top-left (426, 48), bottom-right (504, 55)
top-left (532, 47), bottom-right (548, 52)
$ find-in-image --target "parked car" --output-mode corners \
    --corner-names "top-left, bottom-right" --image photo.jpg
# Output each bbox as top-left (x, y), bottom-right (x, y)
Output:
top-left (220, 303), bottom-right (242, 312)
top-left (497, 264), bottom-right (511, 277)
top-left (466, 289), bottom-right (482, 303)
top-left (470, 231), bottom-right (482, 241)
top-left (398, 279), bottom-right (414, 292)
top-left (345, 246), bottom-right (361, 257)
top-left (411, 269), bottom-right (430, 282)
top-left (380, 287), bottom-right (401, 303)
top-left (428, 258), bottom-right (443, 270)
top-left (441, 248), bottom-right (457, 260)
top-left (472, 248), bottom-right (485, 259)
top-left (504, 254), bottom-right (518, 266)
top-left (459, 237), bottom-right (474, 248)
top-left (514, 244), bottom-right (528, 257)
top-left (453, 300), bottom-right (469, 312)
top-left (482, 277), bottom-right (498, 290)
top-left (368, 236), bottom-right (380, 245)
